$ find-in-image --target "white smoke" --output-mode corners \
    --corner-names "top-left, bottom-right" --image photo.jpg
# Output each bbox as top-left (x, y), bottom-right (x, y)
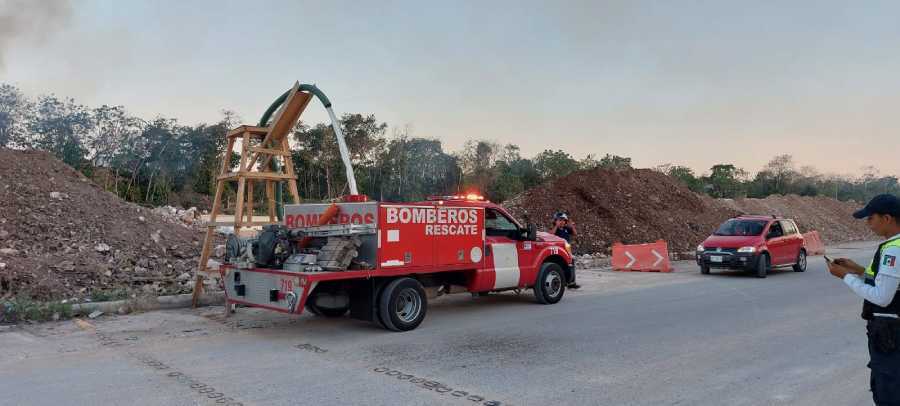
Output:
top-left (0, 0), bottom-right (73, 70)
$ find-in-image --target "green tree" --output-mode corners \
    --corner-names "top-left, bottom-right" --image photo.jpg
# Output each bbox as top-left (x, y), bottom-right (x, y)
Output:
top-left (0, 84), bottom-right (30, 148)
top-left (659, 164), bottom-right (703, 192)
top-left (24, 94), bottom-right (93, 168)
top-left (457, 140), bottom-right (500, 193)
top-left (763, 154), bottom-right (797, 195)
top-left (580, 154), bottom-right (600, 170)
top-left (598, 153), bottom-right (632, 170)
top-left (533, 149), bottom-right (579, 180)
top-left (704, 164), bottom-right (746, 198)
top-left (380, 136), bottom-right (459, 201)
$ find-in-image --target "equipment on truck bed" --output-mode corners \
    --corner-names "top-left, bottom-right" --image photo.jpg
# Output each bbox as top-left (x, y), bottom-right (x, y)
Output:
top-left (192, 81), bottom-right (363, 306)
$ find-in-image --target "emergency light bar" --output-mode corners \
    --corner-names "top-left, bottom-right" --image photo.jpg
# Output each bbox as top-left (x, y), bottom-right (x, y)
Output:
top-left (426, 194), bottom-right (485, 201)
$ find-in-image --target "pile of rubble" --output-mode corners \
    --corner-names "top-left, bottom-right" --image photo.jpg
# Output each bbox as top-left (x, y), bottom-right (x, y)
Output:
top-left (717, 195), bottom-right (873, 243)
top-left (504, 168), bottom-right (741, 254)
top-left (152, 205), bottom-right (205, 230)
top-left (0, 149), bottom-right (222, 301)
top-left (575, 253), bottom-right (611, 269)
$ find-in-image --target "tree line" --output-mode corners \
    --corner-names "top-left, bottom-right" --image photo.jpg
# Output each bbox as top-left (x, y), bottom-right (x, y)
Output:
top-left (656, 155), bottom-right (899, 202)
top-left (1, 83), bottom-right (896, 211)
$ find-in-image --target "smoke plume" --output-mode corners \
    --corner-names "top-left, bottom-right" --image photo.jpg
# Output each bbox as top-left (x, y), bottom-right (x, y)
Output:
top-left (0, 0), bottom-right (72, 70)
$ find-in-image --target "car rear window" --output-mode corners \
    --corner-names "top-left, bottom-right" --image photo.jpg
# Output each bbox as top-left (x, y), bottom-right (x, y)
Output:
top-left (714, 219), bottom-right (768, 236)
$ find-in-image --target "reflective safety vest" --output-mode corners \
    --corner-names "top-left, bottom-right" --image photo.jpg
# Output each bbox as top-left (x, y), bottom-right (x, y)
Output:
top-left (862, 237), bottom-right (900, 320)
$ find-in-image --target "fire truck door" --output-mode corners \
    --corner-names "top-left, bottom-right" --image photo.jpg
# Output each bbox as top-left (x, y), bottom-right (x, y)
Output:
top-left (485, 209), bottom-right (524, 289)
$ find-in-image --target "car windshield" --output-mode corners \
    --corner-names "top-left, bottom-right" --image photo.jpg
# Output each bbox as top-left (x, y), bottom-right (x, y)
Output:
top-left (713, 219), bottom-right (767, 236)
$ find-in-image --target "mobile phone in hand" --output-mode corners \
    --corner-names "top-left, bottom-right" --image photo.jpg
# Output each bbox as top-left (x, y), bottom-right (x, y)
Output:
top-left (824, 255), bottom-right (833, 263)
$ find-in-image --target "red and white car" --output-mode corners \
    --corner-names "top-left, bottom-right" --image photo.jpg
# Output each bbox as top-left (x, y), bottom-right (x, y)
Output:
top-left (221, 195), bottom-right (575, 331)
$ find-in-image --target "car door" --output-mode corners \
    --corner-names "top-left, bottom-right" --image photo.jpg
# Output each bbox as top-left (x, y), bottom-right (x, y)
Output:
top-left (484, 208), bottom-right (526, 290)
top-left (765, 221), bottom-right (787, 264)
top-left (781, 220), bottom-right (802, 261)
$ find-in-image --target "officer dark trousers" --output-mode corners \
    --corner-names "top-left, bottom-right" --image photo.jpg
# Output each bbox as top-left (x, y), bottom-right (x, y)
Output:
top-left (868, 317), bottom-right (900, 405)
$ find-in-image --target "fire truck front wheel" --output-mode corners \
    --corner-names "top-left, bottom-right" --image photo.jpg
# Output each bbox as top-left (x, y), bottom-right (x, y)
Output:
top-left (534, 262), bottom-right (566, 305)
top-left (378, 277), bottom-right (428, 332)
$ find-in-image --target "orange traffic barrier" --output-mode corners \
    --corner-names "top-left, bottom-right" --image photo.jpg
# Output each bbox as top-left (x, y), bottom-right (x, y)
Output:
top-left (612, 240), bottom-right (672, 272)
top-left (802, 230), bottom-right (826, 256)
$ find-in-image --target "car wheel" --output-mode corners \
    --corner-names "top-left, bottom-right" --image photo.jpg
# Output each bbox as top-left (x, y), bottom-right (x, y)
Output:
top-left (534, 262), bottom-right (566, 304)
top-left (756, 253), bottom-right (769, 278)
top-left (793, 249), bottom-right (807, 272)
top-left (378, 277), bottom-right (427, 332)
top-left (701, 264), bottom-right (710, 275)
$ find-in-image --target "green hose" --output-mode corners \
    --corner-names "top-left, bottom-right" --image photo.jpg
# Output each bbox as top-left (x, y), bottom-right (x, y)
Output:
top-left (258, 84), bottom-right (331, 127)
top-left (258, 84), bottom-right (332, 220)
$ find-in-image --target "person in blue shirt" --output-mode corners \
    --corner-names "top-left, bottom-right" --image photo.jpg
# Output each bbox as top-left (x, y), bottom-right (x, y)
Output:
top-left (550, 212), bottom-right (580, 289)
top-left (550, 212), bottom-right (577, 242)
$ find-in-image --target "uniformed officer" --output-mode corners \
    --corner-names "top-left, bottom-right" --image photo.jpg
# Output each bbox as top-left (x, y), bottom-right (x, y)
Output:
top-left (827, 194), bottom-right (900, 405)
top-left (550, 212), bottom-right (580, 289)
top-left (550, 212), bottom-right (577, 243)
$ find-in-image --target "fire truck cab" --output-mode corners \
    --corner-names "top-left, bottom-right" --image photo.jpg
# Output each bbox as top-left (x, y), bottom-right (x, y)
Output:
top-left (221, 195), bottom-right (575, 331)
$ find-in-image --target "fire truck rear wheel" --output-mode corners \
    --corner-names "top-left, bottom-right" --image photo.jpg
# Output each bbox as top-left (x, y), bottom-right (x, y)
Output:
top-left (534, 262), bottom-right (566, 305)
top-left (378, 277), bottom-right (428, 332)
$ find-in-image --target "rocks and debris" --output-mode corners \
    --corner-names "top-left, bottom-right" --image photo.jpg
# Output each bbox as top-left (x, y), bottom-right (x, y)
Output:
top-left (505, 168), bottom-right (740, 254)
top-left (575, 253), bottom-right (611, 269)
top-left (717, 195), bottom-right (874, 243)
top-left (0, 148), bottom-right (223, 301)
top-left (87, 310), bottom-right (104, 319)
top-left (152, 205), bottom-right (204, 229)
top-left (505, 167), bottom-right (870, 255)
top-left (73, 318), bottom-right (95, 331)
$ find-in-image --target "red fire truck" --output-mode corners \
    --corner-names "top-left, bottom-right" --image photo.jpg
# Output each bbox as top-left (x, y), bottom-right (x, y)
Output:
top-left (220, 194), bottom-right (575, 331)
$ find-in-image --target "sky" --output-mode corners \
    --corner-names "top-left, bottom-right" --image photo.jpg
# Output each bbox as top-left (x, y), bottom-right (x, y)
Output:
top-left (2, 0), bottom-right (899, 177)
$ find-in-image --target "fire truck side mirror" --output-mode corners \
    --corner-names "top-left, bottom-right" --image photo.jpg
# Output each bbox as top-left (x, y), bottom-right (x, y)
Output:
top-left (526, 223), bottom-right (537, 241)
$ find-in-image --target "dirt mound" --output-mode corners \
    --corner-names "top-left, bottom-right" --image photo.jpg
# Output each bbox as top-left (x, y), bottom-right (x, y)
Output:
top-left (717, 195), bottom-right (873, 243)
top-left (504, 168), bottom-right (740, 254)
top-left (0, 149), bottom-right (215, 301)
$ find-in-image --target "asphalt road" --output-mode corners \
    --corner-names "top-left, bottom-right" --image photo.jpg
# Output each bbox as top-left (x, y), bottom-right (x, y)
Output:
top-left (0, 241), bottom-right (880, 406)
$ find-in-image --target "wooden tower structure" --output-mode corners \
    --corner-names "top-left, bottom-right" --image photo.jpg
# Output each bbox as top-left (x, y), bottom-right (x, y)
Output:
top-left (191, 82), bottom-right (313, 306)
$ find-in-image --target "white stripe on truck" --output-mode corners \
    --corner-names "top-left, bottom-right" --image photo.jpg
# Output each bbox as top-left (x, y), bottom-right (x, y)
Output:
top-left (492, 243), bottom-right (520, 289)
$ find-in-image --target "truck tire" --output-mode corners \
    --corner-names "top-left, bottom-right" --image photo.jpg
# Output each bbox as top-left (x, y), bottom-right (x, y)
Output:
top-left (534, 262), bottom-right (566, 304)
top-left (701, 264), bottom-right (710, 275)
top-left (756, 253), bottom-right (769, 278)
top-left (378, 277), bottom-right (427, 332)
top-left (793, 249), bottom-right (807, 272)
top-left (307, 302), bottom-right (349, 318)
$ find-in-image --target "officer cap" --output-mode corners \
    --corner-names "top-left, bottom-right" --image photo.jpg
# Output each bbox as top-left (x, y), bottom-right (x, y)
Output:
top-left (853, 194), bottom-right (900, 219)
